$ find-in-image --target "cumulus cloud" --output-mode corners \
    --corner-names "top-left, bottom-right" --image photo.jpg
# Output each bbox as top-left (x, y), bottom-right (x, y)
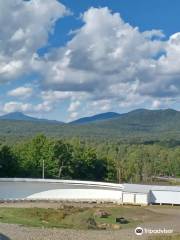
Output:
top-left (8, 86), bottom-right (33, 98)
top-left (41, 90), bottom-right (74, 103)
top-left (37, 6), bottom-right (180, 117)
top-left (0, 0), bottom-right (68, 82)
top-left (67, 100), bottom-right (81, 120)
top-left (1, 4), bottom-right (180, 119)
top-left (68, 100), bottom-right (81, 112)
top-left (2, 101), bottom-right (52, 114)
top-left (40, 7), bottom-right (165, 90)
top-left (3, 101), bottom-right (32, 113)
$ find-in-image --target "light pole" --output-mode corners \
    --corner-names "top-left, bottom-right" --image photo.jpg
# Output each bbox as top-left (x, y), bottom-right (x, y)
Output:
top-left (42, 159), bottom-right (45, 179)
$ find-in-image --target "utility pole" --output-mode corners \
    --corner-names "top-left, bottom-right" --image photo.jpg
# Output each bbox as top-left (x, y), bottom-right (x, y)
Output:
top-left (42, 159), bottom-right (45, 179)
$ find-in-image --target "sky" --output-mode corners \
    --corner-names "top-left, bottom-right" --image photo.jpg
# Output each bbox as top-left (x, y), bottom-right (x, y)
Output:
top-left (0, 0), bottom-right (180, 122)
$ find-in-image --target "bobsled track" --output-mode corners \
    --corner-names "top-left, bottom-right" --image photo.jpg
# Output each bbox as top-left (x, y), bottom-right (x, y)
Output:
top-left (0, 178), bottom-right (180, 206)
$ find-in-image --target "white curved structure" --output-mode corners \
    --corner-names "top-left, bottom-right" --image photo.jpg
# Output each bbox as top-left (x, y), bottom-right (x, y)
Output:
top-left (0, 178), bottom-right (180, 205)
top-left (0, 178), bottom-right (123, 203)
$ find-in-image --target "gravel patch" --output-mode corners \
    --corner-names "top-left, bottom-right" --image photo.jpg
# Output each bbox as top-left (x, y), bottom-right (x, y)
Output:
top-left (0, 223), bottom-right (142, 240)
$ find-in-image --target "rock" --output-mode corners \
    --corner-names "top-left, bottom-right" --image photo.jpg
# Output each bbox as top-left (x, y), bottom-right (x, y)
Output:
top-left (94, 210), bottom-right (110, 218)
top-left (111, 224), bottom-right (121, 230)
top-left (41, 220), bottom-right (49, 224)
top-left (97, 223), bottom-right (110, 230)
top-left (116, 217), bottom-right (128, 224)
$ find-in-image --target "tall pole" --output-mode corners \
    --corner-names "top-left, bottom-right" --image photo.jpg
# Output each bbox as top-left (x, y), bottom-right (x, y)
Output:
top-left (42, 159), bottom-right (45, 179)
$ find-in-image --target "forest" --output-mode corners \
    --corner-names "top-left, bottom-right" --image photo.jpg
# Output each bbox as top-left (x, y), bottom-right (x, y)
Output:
top-left (0, 134), bottom-right (180, 183)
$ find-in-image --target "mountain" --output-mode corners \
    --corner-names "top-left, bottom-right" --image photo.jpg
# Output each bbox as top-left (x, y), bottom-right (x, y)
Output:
top-left (0, 112), bottom-right (63, 124)
top-left (88, 108), bottom-right (180, 130)
top-left (70, 112), bottom-right (120, 124)
top-left (0, 112), bottom-right (38, 121)
top-left (1, 109), bottom-right (180, 143)
top-left (69, 108), bottom-right (180, 141)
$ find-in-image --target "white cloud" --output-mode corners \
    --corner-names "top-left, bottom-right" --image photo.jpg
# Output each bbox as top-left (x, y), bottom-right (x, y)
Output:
top-left (36, 9), bottom-right (161, 104)
top-left (1, 4), bottom-right (180, 119)
top-left (3, 101), bottom-right (32, 113)
top-left (151, 100), bottom-right (162, 109)
top-left (0, 0), bottom-right (68, 82)
top-left (151, 98), bottom-right (175, 109)
top-left (69, 111), bottom-right (78, 120)
top-left (68, 100), bottom-right (81, 112)
top-left (41, 90), bottom-right (74, 103)
top-left (90, 100), bottom-right (112, 113)
top-left (2, 101), bottom-right (52, 114)
top-left (36, 7), bottom-right (180, 118)
top-left (8, 86), bottom-right (33, 98)
top-left (35, 101), bottom-right (52, 113)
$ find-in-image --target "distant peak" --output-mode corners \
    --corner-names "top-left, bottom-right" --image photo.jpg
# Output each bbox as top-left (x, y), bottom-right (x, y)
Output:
top-left (0, 112), bottom-right (63, 124)
top-left (70, 111), bottom-right (120, 124)
top-left (6, 112), bottom-right (26, 116)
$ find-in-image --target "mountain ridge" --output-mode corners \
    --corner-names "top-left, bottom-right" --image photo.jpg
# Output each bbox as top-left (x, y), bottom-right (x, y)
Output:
top-left (1, 109), bottom-right (180, 143)
top-left (0, 112), bottom-right (63, 124)
top-left (69, 112), bottom-right (121, 124)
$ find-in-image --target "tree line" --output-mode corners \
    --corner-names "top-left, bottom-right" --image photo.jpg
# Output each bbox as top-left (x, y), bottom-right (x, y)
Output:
top-left (0, 134), bottom-right (180, 183)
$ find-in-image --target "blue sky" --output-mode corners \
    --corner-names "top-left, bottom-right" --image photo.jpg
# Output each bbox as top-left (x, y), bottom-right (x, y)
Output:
top-left (0, 0), bottom-right (180, 121)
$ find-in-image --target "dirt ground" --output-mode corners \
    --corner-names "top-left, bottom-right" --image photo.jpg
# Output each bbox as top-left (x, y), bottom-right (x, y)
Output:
top-left (0, 202), bottom-right (179, 240)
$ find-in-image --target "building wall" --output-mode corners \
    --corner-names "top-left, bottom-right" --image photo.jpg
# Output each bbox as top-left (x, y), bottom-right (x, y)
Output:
top-left (122, 192), bottom-right (135, 204)
top-left (122, 192), bottom-right (149, 205)
top-left (135, 193), bottom-right (148, 205)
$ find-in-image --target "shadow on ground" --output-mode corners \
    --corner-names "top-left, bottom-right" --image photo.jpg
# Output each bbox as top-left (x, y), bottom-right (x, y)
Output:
top-left (0, 234), bottom-right (11, 240)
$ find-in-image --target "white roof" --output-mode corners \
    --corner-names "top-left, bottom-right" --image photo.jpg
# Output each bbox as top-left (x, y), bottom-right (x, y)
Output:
top-left (124, 183), bottom-right (180, 193)
top-left (0, 178), bottom-right (124, 190)
top-left (0, 179), bottom-right (180, 193)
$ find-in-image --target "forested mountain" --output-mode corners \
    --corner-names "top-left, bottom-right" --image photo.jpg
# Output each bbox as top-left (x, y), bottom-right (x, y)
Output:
top-left (70, 112), bottom-right (120, 124)
top-left (0, 109), bottom-right (180, 143)
top-left (0, 112), bottom-right (63, 124)
top-left (88, 109), bottom-right (180, 133)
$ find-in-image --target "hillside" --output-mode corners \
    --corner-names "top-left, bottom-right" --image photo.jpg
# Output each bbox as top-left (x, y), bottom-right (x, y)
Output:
top-left (0, 112), bottom-right (62, 124)
top-left (70, 112), bottom-right (120, 124)
top-left (89, 109), bottom-right (180, 133)
top-left (1, 109), bottom-right (180, 143)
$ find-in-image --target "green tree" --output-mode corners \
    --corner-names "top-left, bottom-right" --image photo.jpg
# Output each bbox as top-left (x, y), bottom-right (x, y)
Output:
top-left (0, 145), bottom-right (18, 177)
top-left (71, 143), bottom-right (107, 181)
top-left (52, 140), bottom-right (73, 178)
top-left (15, 134), bottom-right (55, 178)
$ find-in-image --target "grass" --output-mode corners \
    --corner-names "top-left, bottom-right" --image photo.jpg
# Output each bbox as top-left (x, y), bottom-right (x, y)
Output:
top-left (0, 207), bottom-right (68, 228)
top-left (0, 205), bottom-right (164, 230)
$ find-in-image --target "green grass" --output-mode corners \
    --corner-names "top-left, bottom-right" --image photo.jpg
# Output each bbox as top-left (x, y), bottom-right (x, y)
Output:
top-left (0, 207), bottom-right (68, 228)
top-left (0, 205), bottom-right (164, 230)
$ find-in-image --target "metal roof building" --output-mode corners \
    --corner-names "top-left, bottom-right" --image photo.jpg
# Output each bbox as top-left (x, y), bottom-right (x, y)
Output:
top-left (123, 184), bottom-right (180, 205)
